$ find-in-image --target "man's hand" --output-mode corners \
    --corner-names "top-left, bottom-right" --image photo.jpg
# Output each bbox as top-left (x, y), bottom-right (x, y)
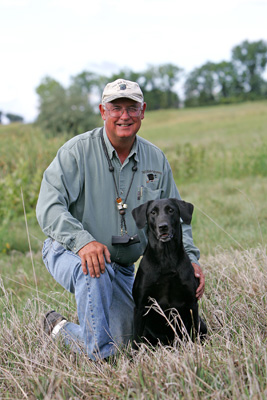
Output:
top-left (192, 262), bottom-right (205, 300)
top-left (78, 241), bottom-right (111, 278)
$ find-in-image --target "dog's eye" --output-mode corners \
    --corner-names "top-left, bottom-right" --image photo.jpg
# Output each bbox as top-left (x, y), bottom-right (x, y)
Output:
top-left (168, 208), bottom-right (174, 214)
top-left (151, 210), bottom-right (157, 215)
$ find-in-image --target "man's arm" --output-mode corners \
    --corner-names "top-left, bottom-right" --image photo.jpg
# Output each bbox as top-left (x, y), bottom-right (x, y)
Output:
top-left (37, 147), bottom-right (113, 278)
top-left (36, 148), bottom-right (94, 253)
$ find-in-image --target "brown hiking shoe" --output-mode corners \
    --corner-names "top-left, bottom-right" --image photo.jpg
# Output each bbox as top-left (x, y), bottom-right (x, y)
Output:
top-left (44, 310), bottom-right (67, 336)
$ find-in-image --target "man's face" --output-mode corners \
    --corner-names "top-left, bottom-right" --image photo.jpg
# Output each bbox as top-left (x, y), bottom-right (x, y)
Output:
top-left (99, 98), bottom-right (146, 146)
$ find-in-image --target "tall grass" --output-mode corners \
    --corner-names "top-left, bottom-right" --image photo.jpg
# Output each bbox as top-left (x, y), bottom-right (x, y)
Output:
top-left (0, 102), bottom-right (267, 398)
top-left (0, 124), bottom-right (67, 253)
top-left (0, 124), bottom-right (67, 221)
top-left (0, 246), bottom-right (266, 398)
top-left (141, 102), bottom-right (267, 184)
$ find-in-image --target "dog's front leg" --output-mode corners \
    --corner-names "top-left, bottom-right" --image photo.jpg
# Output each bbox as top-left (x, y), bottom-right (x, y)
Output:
top-left (132, 307), bottom-right (146, 350)
top-left (190, 305), bottom-right (202, 342)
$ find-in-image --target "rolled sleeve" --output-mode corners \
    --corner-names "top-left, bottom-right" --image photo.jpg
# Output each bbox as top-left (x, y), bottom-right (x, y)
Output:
top-left (67, 230), bottom-right (96, 253)
top-left (36, 147), bottom-right (93, 252)
top-left (182, 223), bottom-right (200, 265)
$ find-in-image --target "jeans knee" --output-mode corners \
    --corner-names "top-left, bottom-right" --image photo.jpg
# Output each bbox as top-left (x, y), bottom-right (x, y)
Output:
top-left (42, 239), bottom-right (82, 293)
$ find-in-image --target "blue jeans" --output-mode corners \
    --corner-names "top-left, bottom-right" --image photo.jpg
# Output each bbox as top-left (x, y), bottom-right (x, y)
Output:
top-left (42, 238), bottom-right (135, 360)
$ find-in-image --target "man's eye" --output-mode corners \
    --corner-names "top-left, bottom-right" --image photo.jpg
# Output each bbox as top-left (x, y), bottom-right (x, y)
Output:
top-left (128, 107), bottom-right (138, 112)
top-left (111, 107), bottom-right (121, 112)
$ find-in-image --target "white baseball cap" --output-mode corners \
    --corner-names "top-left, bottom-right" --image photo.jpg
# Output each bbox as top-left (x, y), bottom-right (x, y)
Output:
top-left (102, 79), bottom-right (144, 104)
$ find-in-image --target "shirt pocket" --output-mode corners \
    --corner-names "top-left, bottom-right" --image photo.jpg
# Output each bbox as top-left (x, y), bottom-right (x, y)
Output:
top-left (141, 187), bottom-right (163, 202)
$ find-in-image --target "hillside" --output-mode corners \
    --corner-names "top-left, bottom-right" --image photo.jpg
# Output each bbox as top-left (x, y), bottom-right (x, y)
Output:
top-left (0, 102), bottom-right (267, 398)
top-left (0, 101), bottom-right (266, 254)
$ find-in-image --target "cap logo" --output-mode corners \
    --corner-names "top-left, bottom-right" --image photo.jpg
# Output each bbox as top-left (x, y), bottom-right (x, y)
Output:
top-left (119, 84), bottom-right (126, 90)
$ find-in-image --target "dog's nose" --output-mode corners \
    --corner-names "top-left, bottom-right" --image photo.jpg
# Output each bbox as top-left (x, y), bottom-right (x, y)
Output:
top-left (158, 223), bottom-right (169, 233)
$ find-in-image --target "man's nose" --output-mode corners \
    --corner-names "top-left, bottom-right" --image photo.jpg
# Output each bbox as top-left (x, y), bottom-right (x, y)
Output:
top-left (120, 109), bottom-right (131, 118)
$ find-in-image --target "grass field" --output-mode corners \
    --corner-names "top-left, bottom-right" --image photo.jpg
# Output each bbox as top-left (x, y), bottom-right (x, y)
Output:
top-left (0, 101), bottom-right (267, 398)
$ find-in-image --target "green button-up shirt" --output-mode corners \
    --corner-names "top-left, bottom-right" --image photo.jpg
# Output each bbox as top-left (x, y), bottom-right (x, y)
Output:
top-left (36, 127), bottom-right (200, 266)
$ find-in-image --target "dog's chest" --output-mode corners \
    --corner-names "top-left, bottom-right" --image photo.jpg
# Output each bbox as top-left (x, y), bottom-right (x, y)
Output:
top-left (144, 271), bottom-right (196, 310)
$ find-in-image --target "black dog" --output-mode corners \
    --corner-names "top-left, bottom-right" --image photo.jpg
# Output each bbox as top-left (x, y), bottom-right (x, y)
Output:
top-left (131, 198), bottom-right (207, 348)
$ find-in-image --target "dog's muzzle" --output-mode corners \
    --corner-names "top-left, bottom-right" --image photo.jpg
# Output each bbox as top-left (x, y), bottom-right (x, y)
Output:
top-left (157, 233), bottom-right (173, 242)
top-left (157, 222), bottom-right (173, 242)
top-left (156, 222), bottom-right (174, 242)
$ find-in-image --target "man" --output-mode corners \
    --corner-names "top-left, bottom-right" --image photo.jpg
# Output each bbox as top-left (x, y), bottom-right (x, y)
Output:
top-left (36, 78), bottom-right (205, 360)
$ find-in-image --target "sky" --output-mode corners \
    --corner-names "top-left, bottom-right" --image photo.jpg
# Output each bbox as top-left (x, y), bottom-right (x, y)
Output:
top-left (0, 0), bottom-right (267, 123)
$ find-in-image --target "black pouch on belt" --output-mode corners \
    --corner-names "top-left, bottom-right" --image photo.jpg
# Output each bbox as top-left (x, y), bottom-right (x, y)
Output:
top-left (112, 234), bottom-right (140, 246)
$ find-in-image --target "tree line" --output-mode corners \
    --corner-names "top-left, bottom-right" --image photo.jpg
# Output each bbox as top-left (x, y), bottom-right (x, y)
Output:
top-left (0, 111), bottom-right (24, 124)
top-left (1, 40), bottom-right (266, 133)
top-left (184, 40), bottom-right (267, 107)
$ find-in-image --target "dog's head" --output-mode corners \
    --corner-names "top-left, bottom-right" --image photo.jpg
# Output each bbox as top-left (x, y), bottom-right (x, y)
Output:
top-left (132, 198), bottom-right (194, 243)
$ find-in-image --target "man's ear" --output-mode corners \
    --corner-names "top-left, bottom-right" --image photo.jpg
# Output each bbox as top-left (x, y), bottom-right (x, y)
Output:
top-left (172, 199), bottom-right (194, 225)
top-left (99, 104), bottom-right (106, 121)
top-left (140, 102), bottom-right (147, 120)
top-left (132, 201), bottom-right (151, 229)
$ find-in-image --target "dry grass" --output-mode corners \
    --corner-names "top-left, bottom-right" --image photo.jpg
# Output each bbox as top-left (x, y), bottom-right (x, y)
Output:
top-left (1, 101), bottom-right (267, 398)
top-left (1, 246), bottom-right (267, 399)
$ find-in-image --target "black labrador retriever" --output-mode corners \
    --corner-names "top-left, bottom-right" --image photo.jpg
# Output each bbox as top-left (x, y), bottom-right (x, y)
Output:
top-left (131, 198), bottom-right (207, 348)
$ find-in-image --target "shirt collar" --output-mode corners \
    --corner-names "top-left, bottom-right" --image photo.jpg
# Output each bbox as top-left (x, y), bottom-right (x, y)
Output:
top-left (103, 127), bottom-right (139, 163)
top-left (102, 127), bottom-right (115, 160)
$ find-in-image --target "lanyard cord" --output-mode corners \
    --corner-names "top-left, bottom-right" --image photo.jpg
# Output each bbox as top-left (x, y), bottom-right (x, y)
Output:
top-left (100, 129), bottom-right (137, 234)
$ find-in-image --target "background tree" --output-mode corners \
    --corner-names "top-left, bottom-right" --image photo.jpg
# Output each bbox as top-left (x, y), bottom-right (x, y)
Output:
top-left (231, 39), bottom-right (267, 96)
top-left (141, 64), bottom-right (182, 109)
top-left (36, 77), bottom-right (66, 133)
top-left (158, 63), bottom-right (182, 107)
top-left (71, 71), bottom-right (108, 108)
top-left (72, 64), bottom-right (182, 111)
top-left (184, 62), bottom-right (217, 107)
top-left (184, 60), bottom-right (247, 106)
top-left (72, 69), bottom-right (143, 108)
top-left (34, 39), bottom-right (267, 132)
top-left (211, 61), bottom-right (243, 100)
top-left (5, 113), bottom-right (24, 123)
top-left (36, 76), bottom-right (99, 135)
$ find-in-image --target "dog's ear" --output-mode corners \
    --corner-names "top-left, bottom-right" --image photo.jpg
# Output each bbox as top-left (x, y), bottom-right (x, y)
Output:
top-left (174, 199), bottom-right (194, 225)
top-left (132, 202), bottom-right (151, 229)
